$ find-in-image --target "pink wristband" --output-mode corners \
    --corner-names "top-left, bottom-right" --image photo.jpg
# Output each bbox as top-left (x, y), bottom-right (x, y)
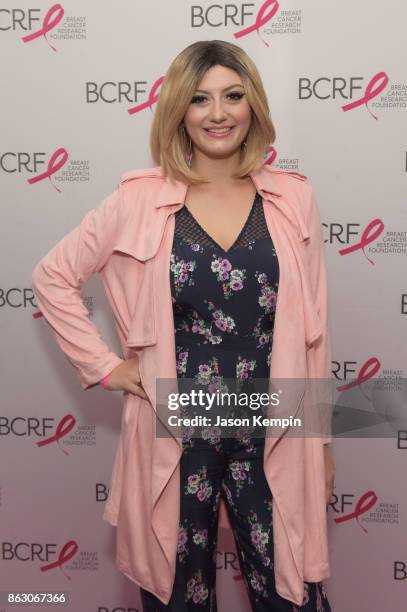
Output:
top-left (101, 372), bottom-right (112, 390)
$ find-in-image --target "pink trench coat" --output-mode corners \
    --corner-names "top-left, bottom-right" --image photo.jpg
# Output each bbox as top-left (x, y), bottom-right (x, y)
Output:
top-left (31, 163), bottom-right (333, 607)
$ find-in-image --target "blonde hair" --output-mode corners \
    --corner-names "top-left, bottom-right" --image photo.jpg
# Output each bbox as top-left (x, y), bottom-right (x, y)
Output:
top-left (150, 40), bottom-right (276, 185)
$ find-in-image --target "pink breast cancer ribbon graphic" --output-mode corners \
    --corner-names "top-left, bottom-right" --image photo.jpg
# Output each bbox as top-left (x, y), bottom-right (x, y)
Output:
top-left (40, 540), bottom-right (79, 579)
top-left (21, 4), bottom-right (64, 53)
top-left (234, 0), bottom-right (279, 47)
top-left (264, 146), bottom-right (277, 166)
top-left (342, 71), bottom-right (389, 120)
top-left (336, 357), bottom-right (381, 393)
top-left (27, 147), bottom-right (68, 193)
top-left (338, 218), bottom-right (384, 265)
top-left (334, 490), bottom-right (378, 534)
top-left (36, 414), bottom-right (77, 456)
top-left (337, 356), bottom-right (381, 402)
top-left (128, 76), bottom-right (165, 115)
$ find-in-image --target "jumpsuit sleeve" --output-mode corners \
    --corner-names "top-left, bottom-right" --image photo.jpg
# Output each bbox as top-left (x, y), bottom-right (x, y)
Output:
top-left (31, 189), bottom-right (125, 391)
top-left (305, 186), bottom-right (333, 445)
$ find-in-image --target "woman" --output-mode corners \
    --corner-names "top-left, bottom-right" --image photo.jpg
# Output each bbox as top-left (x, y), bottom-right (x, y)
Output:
top-left (32, 40), bottom-right (335, 611)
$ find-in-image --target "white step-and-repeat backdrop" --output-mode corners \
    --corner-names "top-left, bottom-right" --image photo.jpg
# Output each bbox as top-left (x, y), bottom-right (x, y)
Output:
top-left (1, 1), bottom-right (406, 611)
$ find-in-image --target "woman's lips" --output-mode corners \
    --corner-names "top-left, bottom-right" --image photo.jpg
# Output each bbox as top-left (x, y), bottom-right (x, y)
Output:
top-left (203, 126), bottom-right (235, 138)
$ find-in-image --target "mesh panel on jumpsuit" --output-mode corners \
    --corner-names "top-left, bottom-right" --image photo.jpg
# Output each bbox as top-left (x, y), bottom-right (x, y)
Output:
top-left (139, 191), bottom-right (332, 612)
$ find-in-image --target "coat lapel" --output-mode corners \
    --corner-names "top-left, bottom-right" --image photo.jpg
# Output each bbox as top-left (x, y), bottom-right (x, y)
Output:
top-left (252, 167), bottom-right (322, 348)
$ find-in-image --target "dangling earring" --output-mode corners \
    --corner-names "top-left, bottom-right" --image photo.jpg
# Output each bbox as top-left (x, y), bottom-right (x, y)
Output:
top-left (182, 124), bottom-right (193, 168)
top-left (241, 139), bottom-right (247, 151)
top-left (186, 134), bottom-right (193, 168)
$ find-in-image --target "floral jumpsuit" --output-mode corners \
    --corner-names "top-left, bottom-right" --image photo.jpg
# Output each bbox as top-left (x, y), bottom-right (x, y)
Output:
top-left (140, 191), bottom-right (332, 612)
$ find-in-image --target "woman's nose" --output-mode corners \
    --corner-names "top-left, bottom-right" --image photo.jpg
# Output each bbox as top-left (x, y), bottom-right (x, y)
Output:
top-left (209, 98), bottom-right (228, 121)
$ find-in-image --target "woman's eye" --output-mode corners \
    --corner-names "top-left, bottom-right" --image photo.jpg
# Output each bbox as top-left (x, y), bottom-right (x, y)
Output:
top-left (191, 95), bottom-right (207, 104)
top-left (190, 92), bottom-right (245, 104)
top-left (227, 92), bottom-right (245, 101)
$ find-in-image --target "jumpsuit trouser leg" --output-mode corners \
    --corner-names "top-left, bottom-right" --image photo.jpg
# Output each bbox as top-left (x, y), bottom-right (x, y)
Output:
top-left (140, 435), bottom-right (332, 612)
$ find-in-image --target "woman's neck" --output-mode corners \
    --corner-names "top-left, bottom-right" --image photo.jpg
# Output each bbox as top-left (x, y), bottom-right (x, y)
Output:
top-left (190, 151), bottom-right (246, 188)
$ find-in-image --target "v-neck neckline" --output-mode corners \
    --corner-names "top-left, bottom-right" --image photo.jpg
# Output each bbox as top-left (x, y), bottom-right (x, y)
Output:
top-left (182, 191), bottom-right (259, 255)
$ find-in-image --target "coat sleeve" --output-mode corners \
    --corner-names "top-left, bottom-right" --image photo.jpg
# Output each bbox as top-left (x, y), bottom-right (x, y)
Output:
top-left (305, 186), bottom-right (333, 445)
top-left (31, 189), bottom-right (125, 391)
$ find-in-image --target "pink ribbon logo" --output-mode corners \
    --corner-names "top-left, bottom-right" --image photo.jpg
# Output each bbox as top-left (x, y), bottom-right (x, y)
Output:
top-left (21, 4), bottom-right (64, 53)
top-left (342, 71), bottom-right (389, 120)
top-left (40, 540), bottom-right (79, 579)
top-left (234, 0), bottom-right (279, 47)
top-left (27, 147), bottom-right (68, 193)
top-left (128, 76), bottom-right (164, 115)
top-left (36, 414), bottom-right (77, 456)
top-left (336, 357), bottom-right (381, 392)
top-left (334, 490), bottom-right (378, 533)
top-left (264, 146), bottom-right (277, 166)
top-left (338, 218), bottom-right (384, 265)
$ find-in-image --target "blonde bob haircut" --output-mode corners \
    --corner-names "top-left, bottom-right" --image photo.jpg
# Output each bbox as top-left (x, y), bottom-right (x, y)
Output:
top-left (150, 39), bottom-right (276, 186)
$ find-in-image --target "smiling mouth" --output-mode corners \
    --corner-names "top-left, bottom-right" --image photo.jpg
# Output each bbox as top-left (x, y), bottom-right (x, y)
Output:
top-left (204, 126), bottom-right (235, 133)
top-left (203, 126), bottom-right (236, 138)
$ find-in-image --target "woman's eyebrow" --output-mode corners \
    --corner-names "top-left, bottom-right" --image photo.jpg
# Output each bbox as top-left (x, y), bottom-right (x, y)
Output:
top-left (194, 84), bottom-right (244, 94)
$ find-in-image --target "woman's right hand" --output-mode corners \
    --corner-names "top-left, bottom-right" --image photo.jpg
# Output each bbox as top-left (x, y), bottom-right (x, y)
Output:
top-left (103, 356), bottom-right (148, 399)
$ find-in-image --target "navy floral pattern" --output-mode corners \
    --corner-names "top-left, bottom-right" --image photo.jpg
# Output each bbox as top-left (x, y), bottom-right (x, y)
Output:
top-left (171, 200), bottom-right (278, 379)
top-left (210, 255), bottom-right (246, 299)
top-left (171, 252), bottom-right (197, 297)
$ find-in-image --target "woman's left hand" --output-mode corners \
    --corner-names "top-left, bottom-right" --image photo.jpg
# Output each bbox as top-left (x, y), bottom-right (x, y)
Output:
top-left (323, 444), bottom-right (335, 505)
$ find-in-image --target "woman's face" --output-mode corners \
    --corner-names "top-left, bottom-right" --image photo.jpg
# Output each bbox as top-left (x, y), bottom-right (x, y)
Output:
top-left (183, 64), bottom-right (252, 160)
